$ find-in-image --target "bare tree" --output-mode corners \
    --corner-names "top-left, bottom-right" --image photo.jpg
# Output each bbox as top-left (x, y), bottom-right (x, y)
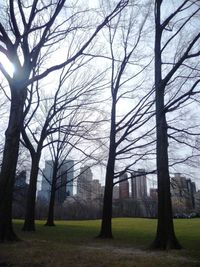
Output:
top-left (0, 0), bottom-right (129, 241)
top-left (152, 0), bottom-right (200, 250)
top-left (43, 100), bottom-right (105, 226)
top-left (96, 0), bottom-right (155, 238)
top-left (21, 61), bottom-right (106, 231)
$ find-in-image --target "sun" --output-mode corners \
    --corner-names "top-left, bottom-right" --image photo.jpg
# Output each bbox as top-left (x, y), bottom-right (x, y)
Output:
top-left (0, 53), bottom-right (15, 77)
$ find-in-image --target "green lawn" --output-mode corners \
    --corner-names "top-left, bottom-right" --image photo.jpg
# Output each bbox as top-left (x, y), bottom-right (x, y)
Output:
top-left (0, 218), bottom-right (200, 267)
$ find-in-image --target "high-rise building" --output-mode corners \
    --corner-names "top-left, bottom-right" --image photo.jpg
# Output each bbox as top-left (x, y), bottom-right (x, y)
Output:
top-left (171, 173), bottom-right (195, 211)
top-left (38, 160), bottom-right (74, 204)
top-left (187, 179), bottom-right (196, 208)
top-left (13, 170), bottom-right (29, 218)
top-left (38, 160), bottom-right (52, 202)
top-left (113, 185), bottom-right (119, 200)
top-left (119, 173), bottom-right (129, 199)
top-left (194, 190), bottom-right (200, 213)
top-left (55, 160), bottom-right (74, 203)
top-left (171, 173), bottom-right (188, 197)
top-left (14, 170), bottom-right (28, 202)
top-left (77, 166), bottom-right (93, 201)
top-left (131, 169), bottom-right (147, 199)
top-left (91, 179), bottom-right (102, 200)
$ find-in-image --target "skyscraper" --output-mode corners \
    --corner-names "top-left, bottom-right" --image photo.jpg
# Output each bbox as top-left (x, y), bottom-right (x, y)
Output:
top-left (38, 159), bottom-right (74, 204)
top-left (171, 173), bottom-right (195, 211)
top-left (91, 179), bottom-right (102, 200)
top-left (113, 185), bottom-right (119, 200)
top-left (55, 160), bottom-right (74, 203)
top-left (131, 169), bottom-right (147, 199)
top-left (77, 166), bottom-right (93, 201)
top-left (119, 173), bottom-right (129, 199)
top-left (38, 160), bottom-right (52, 202)
top-left (13, 170), bottom-right (29, 218)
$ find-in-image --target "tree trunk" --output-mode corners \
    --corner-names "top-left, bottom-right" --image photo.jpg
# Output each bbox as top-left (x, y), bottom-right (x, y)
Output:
top-left (0, 86), bottom-right (26, 242)
top-left (98, 159), bottom-right (114, 238)
top-left (151, 0), bottom-right (181, 250)
top-left (22, 153), bottom-right (41, 231)
top-left (45, 170), bottom-right (57, 226)
top-left (45, 190), bottom-right (56, 226)
top-left (151, 112), bottom-right (181, 249)
top-left (98, 100), bottom-right (116, 238)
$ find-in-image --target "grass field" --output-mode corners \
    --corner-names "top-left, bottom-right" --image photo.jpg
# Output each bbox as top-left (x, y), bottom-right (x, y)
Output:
top-left (0, 218), bottom-right (200, 267)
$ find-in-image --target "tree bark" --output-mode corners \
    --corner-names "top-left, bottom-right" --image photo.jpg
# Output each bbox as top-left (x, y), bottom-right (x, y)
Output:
top-left (98, 173), bottom-right (114, 238)
top-left (98, 100), bottom-right (116, 238)
top-left (151, 111), bottom-right (181, 249)
top-left (22, 153), bottom-right (41, 231)
top-left (151, 0), bottom-right (181, 250)
top-left (45, 160), bottom-right (58, 227)
top-left (45, 188), bottom-right (56, 226)
top-left (0, 86), bottom-right (26, 242)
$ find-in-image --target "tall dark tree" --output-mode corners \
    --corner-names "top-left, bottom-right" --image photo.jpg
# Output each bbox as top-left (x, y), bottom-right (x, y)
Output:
top-left (152, 0), bottom-right (200, 249)
top-left (97, 1), bottom-right (154, 238)
top-left (0, 0), bottom-right (128, 242)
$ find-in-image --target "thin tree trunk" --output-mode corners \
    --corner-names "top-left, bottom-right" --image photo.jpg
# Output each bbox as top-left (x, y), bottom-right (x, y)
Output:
top-left (45, 175), bottom-right (57, 226)
top-left (98, 159), bottom-right (115, 238)
top-left (22, 153), bottom-right (40, 231)
top-left (45, 190), bottom-right (56, 226)
top-left (98, 101), bottom-right (116, 238)
top-left (151, 0), bottom-right (181, 249)
top-left (0, 87), bottom-right (26, 242)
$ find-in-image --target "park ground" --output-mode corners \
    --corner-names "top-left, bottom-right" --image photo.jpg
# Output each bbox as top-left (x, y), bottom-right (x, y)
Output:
top-left (0, 218), bottom-right (200, 267)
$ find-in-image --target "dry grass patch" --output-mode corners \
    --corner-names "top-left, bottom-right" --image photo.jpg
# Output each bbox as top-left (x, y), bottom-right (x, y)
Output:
top-left (0, 218), bottom-right (200, 267)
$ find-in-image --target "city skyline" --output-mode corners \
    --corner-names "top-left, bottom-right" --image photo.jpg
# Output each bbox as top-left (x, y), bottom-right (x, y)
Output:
top-left (37, 159), bottom-right (74, 204)
top-left (36, 161), bottom-right (199, 198)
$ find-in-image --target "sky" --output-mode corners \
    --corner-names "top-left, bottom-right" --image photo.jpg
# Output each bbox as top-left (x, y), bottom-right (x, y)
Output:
top-left (0, 0), bottom-right (200, 192)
